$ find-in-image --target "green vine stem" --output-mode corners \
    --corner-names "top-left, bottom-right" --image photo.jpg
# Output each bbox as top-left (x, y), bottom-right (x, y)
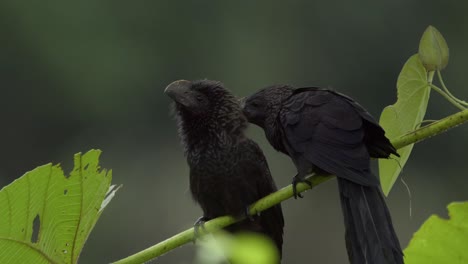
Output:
top-left (113, 108), bottom-right (468, 264)
top-left (428, 70), bottom-right (435, 83)
top-left (430, 84), bottom-right (466, 110)
top-left (392, 108), bottom-right (468, 149)
top-left (437, 70), bottom-right (468, 107)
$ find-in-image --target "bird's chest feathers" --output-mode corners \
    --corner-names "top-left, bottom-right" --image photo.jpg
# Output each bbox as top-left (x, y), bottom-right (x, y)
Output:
top-left (186, 130), bottom-right (237, 164)
top-left (184, 127), bottom-right (244, 199)
top-left (187, 140), bottom-right (242, 194)
top-left (188, 144), bottom-right (238, 174)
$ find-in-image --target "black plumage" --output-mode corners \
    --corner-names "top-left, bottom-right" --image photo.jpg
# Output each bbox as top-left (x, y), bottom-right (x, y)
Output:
top-left (165, 80), bottom-right (284, 257)
top-left (242, 85), bottom-right (403, 264)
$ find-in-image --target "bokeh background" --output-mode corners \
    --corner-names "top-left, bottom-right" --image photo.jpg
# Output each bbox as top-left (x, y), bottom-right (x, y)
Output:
top-left (1, 1), bottom-right (467, 263)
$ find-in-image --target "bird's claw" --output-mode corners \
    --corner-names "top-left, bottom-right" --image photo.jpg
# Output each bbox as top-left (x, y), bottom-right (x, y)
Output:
top-left (292, 176), bottom-right (312, 199)
top-left (193, 216), bottom-right (209, 243)
top-left (245, 206), bottom-right (256, 221)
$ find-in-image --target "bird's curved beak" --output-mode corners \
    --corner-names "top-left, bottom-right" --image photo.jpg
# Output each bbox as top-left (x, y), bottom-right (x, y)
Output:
top-left (164, 80), bottom-right (194, 107)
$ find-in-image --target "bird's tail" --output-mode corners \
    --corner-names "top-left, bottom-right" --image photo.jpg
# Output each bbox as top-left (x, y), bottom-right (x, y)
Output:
top-left (337, 178), bottom-right (403, 264)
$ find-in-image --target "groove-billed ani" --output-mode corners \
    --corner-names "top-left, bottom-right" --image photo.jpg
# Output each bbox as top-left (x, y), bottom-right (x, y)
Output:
top-left (242, 85), bottom-right (403, 264)
top-left (165, 80), bottom-right (284, 257)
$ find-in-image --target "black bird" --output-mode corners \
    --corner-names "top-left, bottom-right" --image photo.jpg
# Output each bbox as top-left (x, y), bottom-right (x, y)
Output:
top-left (242, 85), bottom-right (403, 264)
top-left (165, 79), bottom-right (284, 257)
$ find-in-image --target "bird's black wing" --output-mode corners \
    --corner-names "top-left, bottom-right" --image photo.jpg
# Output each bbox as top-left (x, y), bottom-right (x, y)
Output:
top-left (291, 87), bottom-right (399, 158)
top-left (328, 89), bottom-right (399, 158)
top-left (279, 88), bottom-right (379, 186)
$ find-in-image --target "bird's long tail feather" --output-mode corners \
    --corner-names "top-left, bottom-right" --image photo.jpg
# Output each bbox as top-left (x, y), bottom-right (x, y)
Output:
top-left (337, 178), bottom-right (403, 264)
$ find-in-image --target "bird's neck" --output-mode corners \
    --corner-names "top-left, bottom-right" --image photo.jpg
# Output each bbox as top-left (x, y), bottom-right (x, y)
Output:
top-left (265, 119), bottom-right (287, 154)
top-left (179, 117), bottom-right (246, 154)
top-left (263, 106), bottom-right (289, 154)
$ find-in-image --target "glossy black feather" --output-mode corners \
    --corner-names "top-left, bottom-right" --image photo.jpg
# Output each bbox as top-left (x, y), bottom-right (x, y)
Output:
top-left (243, 85), bottom-right (403, 264)
top-left (280, 89), bottom-right (378, 186)
top-left (169, 80), bottom-right (284, 257)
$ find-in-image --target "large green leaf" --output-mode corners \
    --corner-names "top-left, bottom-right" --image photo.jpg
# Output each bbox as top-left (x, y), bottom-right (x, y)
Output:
top-left (0, 150), bottom-right (119, 264)
top-left (379, 54), bottom-right (430, 195)
top-left (404, 202), bottom-right (468, 264)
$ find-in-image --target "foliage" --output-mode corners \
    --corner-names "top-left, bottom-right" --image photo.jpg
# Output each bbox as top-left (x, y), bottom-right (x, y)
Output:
top-left (194, 232), bottom-right (279, 264)
top-left (378, 54), bottom-right (431, 195)
top-left (0, 150), bottom-right (119, 264)
top-left (379, 25), bottom-right (466, 195)
top-left (404, 202), bottom-right (468, 264)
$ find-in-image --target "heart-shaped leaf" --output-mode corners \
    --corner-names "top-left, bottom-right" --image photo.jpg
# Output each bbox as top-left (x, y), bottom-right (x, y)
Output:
top-left (379, 54), bottom-right (430, 195)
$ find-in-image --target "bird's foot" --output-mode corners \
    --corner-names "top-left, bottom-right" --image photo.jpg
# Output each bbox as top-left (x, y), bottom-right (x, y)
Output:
top-left (244, 206), bottom-right (257, 221)
top-left (292, 175), bottom-right (312, 199)
top-left (193, 216), bottom-right (209, 242)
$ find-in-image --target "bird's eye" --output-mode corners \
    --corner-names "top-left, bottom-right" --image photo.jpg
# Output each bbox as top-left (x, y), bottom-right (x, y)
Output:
top-left (196, 95), bottom-right (204, 101)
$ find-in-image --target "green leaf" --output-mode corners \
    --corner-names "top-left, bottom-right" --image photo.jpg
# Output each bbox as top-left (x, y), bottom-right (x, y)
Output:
top-left (0, 150), bottom-right (119, 264)
top-left (404, 202), bottom-right (468, 264)
top-left (194, 232), bottom-right (280, 264)
top-left (379, 54), bottom-right (430, 195)
top-left (418, 25), bottom-right (449, 71)
top-left (229, 233), bottom-right (279, 264)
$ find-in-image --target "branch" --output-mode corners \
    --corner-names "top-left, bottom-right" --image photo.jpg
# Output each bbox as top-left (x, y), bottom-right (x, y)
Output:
top-left (113, 108), bottom-right (468, 264)
top-left (391, 108), bottom-right (468, 149)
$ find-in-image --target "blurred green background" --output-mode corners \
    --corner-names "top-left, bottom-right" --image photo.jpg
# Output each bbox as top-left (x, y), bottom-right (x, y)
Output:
top-left (1, 1), bottom-right (467, 263)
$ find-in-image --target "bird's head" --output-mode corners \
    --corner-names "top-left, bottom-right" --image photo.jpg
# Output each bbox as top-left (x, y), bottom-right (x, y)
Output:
top-left (164, 79), bottom-right (212, 116)
top-left (165, 79), bottom-right (247, 139)
top-left (242, 85), bottom-right (294, 128)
